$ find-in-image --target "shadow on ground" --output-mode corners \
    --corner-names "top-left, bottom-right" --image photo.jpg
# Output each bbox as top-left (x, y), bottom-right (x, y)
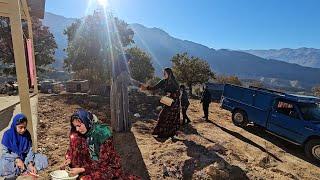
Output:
top-left (114, 132), bottom-right (151, 180)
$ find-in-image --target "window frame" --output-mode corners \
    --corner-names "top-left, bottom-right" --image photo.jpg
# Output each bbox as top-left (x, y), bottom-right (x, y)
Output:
top-left (273, 98), bottom-right (303, 120)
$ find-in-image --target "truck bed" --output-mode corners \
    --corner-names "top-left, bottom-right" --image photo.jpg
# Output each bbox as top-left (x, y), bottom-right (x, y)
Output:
top-left (222, 84), bottom-right (279, 126)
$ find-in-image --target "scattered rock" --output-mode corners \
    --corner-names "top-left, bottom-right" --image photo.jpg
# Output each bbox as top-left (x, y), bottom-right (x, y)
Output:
top-left (207, 144), bottom-right (227, 155)
top-left (213, 160), bottom-right (226, 170)
top-left (258, 155), bottom-right (277, 168)
top-left (162, 163), bottom-right (183, 179)
top-left (206, 165), bottom-right (229, 179)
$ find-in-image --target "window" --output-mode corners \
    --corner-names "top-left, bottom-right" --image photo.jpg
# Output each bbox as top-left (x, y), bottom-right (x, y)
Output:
top-left (275, 100), bottom-right (299, 119)
top-left (298, 103), bottom-right (320, 122)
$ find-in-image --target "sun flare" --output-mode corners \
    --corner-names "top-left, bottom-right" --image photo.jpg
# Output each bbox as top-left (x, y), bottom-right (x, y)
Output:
top-left (97, 0), bottom-right (108, 7)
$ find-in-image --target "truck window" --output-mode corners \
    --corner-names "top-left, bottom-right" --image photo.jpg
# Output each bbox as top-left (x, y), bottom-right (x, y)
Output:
top-left (275, 100), bottom-right (299, 119)
top-left (298, 103), bottom-right (320, 122)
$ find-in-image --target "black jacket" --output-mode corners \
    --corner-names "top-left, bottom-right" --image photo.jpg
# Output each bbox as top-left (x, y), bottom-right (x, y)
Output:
top-left (180, 90), bottom-right (189, 106)
top-left (201, 89), bottom-right (211, 104)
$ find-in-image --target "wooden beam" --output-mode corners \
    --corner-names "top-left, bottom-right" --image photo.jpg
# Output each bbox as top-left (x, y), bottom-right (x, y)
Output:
top-left (9, 0), bottom-right (37, 149)
top-left (0, 11), bottom-right (10, 17)
top-left (0, 1), bottom-right (26, 19)
top-left (0, 2), bottom-right (10, 17)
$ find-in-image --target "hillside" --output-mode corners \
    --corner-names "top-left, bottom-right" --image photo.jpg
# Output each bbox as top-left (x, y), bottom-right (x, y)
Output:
top-left (243, 48), bottom-right (320, 68)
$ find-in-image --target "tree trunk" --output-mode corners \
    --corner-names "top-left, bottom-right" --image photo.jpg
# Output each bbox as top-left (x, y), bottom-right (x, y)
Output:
top-left (110, 73), bottom-right (131, 132)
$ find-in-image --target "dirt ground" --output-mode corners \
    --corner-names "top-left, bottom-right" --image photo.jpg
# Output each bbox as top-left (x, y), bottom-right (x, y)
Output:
top-left (36, 92), bottom-right (320, 180)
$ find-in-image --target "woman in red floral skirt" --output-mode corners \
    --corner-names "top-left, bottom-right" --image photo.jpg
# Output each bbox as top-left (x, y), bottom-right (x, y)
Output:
top-left (61, 109), bottom-right (139, 180)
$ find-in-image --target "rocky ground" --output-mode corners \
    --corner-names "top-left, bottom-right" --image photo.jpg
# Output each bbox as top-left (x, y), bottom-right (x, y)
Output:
top-left (35, 92), bottom-right (320, 180)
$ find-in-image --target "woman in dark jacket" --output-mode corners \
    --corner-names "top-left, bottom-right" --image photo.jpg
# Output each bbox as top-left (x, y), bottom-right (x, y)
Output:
top-left (142, 68), bottom-right (180, 138)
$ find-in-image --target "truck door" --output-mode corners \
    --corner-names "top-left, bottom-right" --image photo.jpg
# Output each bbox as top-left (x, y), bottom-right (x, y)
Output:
top-left (268, 99), bottom-right (307, 144)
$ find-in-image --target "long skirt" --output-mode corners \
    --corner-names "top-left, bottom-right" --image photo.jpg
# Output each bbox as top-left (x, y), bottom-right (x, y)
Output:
top-left (153, 97), bottom-right (180, 138)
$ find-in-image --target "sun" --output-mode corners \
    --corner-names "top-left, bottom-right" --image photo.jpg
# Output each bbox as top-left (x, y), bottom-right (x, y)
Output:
top-left (97, 0), bottom-right (108, 7)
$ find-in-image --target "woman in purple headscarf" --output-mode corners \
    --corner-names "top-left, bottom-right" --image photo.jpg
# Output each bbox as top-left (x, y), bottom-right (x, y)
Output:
top-left (0, 114), bottom-right (48, 178)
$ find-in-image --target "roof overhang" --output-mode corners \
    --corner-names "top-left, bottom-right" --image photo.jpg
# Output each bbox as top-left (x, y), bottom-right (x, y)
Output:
top-left (0, 0), bottom-right (45, 19)
top-left (27, 0), bottom-right (46, 19)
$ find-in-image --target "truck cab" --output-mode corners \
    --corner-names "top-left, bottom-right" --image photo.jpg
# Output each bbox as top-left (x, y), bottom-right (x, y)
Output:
top-left (221, 84), bottom-right (320, 162)
top-left (268, 96), bottom-right (320, 144)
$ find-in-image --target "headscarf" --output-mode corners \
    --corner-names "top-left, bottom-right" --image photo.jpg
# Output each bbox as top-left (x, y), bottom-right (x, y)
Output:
top-left (164, 67), bottom-right (179, 91)
top-left (1, 114), bottom-right (32, 160)
top-left (71, 109), bottom-right (112, 161)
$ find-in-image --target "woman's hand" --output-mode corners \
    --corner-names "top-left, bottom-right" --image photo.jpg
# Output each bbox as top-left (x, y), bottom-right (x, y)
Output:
top-left (60, 159), bottom-right (71, 169)
top-left (15, 158), bottom-right (25, 170)
top-left (27, 163), bottom-right (37, 174)
top-left (69, 167), bottom-right (85, 176)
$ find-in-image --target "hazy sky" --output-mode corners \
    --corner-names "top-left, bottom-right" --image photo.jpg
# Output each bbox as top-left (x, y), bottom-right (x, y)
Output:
top-left (46, 0), bottom-right (320, 50)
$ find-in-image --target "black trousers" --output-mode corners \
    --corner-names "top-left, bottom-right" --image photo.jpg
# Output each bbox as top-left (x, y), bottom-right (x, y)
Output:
top-left (203, 103), bottom-right (209, 119)
top-left (182, 104), bottom-right (190, 123)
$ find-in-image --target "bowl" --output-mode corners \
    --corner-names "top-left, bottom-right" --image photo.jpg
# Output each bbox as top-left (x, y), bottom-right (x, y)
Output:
top-left (50, 170), bottom-right (78, 180)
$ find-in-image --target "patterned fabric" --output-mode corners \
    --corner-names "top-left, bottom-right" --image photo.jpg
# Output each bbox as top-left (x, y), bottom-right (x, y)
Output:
top-left (146, 76), bottom-right (181, 138)
top-left (66, 133), bottom-right (140, 180)
top-left (153, 92), bottom-right (181, 138)
top-left (71, 109), bottom-right (94, 131)
top-left (71, 109), bottom-right (112, 161)
top-left (86, 124), bottom-right (112, 161)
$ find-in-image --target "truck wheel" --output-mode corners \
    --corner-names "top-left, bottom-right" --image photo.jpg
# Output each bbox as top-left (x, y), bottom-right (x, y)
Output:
top-left (232, 110), bottom-right (248, 127)
top-left (305, 139), bottom-right (320, 163)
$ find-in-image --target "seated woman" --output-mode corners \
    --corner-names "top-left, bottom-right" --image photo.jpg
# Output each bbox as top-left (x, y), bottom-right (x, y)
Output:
top-left (62, 109), bottom-right (139, 180)
top-left (0, 114), bottom-right (48, 178)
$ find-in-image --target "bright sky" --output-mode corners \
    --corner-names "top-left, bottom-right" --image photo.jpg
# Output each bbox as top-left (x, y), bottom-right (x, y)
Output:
top-left (45, 0), bottom-right (320, 50)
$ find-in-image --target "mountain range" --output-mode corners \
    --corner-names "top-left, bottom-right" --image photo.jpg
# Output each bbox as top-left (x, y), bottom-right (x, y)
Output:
top-left (243, 48), bottom-right (320, 68)
top-left (42, 12), bottom-right (320, 91)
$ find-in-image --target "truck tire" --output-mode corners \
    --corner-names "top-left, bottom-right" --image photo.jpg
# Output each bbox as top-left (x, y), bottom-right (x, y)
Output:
top-left (232, 110), bottom-right (248, 127)
top-left (305, 139), bottom-right (320, 163)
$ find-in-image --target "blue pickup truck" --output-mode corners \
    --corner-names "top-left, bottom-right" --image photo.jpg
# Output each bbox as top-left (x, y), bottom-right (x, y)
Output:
top-left (221, 84), bottom-right (320, 162)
